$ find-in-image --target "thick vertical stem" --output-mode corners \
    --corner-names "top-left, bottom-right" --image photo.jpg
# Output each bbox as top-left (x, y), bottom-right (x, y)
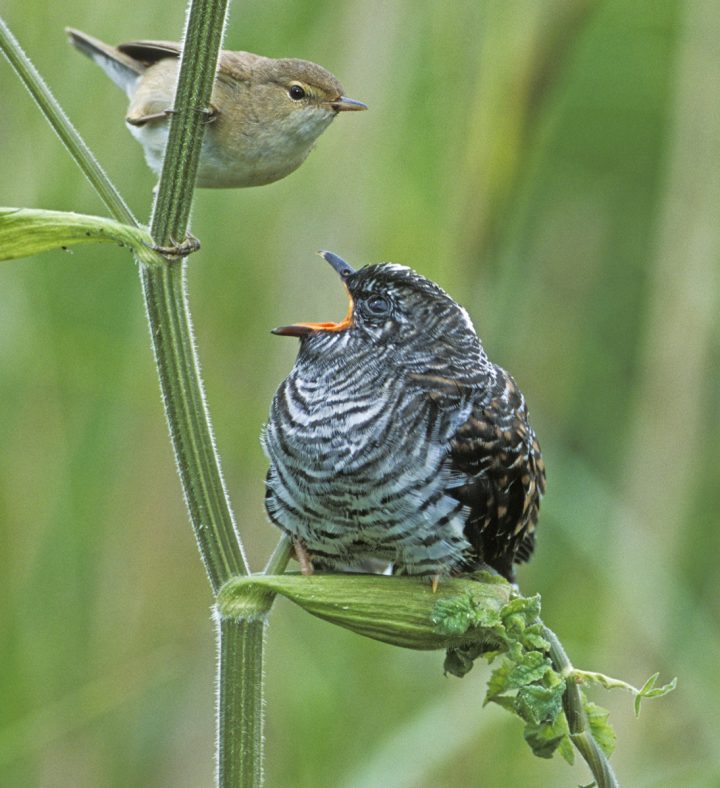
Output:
top-left (217, 617), bottom-right (266, 787)
top-left (149, 0), bottom-right (229, 244)
top-left (136, 0), bottom-right (249, 595)
top-left (140, 262), bottom-right (248, 592)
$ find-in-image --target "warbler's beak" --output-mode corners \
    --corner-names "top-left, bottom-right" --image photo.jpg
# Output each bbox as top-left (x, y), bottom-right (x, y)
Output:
top-left (272, 251), bottom-right (356, 337)
top-left (329, 96), bottom-right (368, 112)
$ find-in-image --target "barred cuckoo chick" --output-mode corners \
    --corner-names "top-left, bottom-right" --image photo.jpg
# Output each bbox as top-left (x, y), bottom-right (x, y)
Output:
top-left (262, 252), bottom-right (545, 582)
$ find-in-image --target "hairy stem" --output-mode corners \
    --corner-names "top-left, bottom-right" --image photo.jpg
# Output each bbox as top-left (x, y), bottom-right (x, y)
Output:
top-left (544, 627), bottom-right (620, 788)
top-left (149, 0), bottom-right (229, 244)
top-left (139, 263), bottom-right (248, 590)
top-left (214, 571), bottom-right (282, 787)
top-left (216, 616), bottom-right (266, 788)
top-left (141, 3), bottom-right (263, 786)
top-left (136, 0), bottom-right (248, 597)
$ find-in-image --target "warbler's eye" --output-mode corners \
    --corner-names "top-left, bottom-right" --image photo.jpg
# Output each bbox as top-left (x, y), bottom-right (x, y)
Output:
top-left (288, 84), bottom-right (306, 100)
top-left (363, 296), bottom-right (391, 317)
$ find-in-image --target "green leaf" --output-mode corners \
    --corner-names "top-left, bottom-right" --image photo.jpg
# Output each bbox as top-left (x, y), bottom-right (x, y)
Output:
top-left (634, 673), bottom-right (677, 716)
top-left (584, 700), bottom-right (616, 757)
top-left (524, 714), bottom-right (572, 761)
top-left (432, 593), bottom-right (480, 635)
top-left (0, 207), bottom-right (161, 266)
top-left (218, 572), bottom-right (512, 651)
top-left (488, 694), bottom-right (517, 714)
top-left (443, 646), bottom-right (478, 678)
top-left (502, 593), bottom-right (542, 627)
top-left (558, 731), bottom-right (575, 765)
top-left (433, 588), bottom-right (505, 635)
top-left (507, 650), bottom-right (552, 688)
top-left (523, 627), bottom-right (551, 651)
top-left (485, 660), bottom-right (514, 703)
top-left (572, 667), bottom-right (677, 717)
top-left (515, 682), bottom-right (565, 725)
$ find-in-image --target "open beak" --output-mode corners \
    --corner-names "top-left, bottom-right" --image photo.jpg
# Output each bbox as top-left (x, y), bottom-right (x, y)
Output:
top-left (329, 96), bottom-right (368, 112)
top-left (272, 251), bottom-right (357, 338)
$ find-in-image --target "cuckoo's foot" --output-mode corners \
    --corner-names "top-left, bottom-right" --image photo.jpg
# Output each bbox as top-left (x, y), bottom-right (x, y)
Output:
top-left (294, 540), bottom-right (315, 576)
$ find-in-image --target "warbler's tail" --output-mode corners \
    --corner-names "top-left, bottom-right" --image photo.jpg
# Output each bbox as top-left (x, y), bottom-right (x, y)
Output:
top-left (65, 28), bottom-right (144, 96)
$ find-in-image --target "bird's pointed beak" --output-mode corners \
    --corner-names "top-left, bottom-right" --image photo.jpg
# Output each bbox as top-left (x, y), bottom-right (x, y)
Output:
top-left (329, 96), bottom-right (368, 112)
top-left (319, 250), bottom-right (355, 278)
top-left (271, 251), bottom-right (356, 338)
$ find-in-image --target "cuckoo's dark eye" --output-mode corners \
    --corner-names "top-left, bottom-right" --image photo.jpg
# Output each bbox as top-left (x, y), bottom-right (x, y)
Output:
top-left (363, 296), bottom-right (391, 317)
top-left (288, 84), bottom-right (306, 100)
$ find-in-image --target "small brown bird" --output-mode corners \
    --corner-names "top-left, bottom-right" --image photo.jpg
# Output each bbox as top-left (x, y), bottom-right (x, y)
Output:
top-left (262, 252), bottom-right (545, 582)
top-left (65, 28), bottom-right (367, 187)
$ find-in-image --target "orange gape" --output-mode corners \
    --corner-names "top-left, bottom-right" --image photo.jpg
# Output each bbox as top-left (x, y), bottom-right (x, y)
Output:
top-left (293, 295), bottom-right (354, 333)
top-left (271, 293), bottom-right (355, 337)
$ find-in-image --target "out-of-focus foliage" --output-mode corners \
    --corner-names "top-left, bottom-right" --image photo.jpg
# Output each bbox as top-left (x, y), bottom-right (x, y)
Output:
top-left (1, 0), bottom-right (718, 785)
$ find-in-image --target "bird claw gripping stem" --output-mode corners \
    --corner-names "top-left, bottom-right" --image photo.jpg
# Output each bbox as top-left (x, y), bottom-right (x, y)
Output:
top-left (149, 233), bottom-right (201, 259)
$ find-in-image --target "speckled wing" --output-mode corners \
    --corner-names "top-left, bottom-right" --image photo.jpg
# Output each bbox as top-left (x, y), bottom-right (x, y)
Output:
top-left (447, 372), bottom-right (545, 581)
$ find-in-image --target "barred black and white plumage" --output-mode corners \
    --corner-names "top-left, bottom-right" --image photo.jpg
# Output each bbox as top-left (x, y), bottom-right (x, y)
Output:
top-left (262, 252), bottom-right (545, 581)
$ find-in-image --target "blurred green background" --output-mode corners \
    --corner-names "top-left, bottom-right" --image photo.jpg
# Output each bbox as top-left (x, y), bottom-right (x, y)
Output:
top-left (1, 0), bottom-right (718, 785)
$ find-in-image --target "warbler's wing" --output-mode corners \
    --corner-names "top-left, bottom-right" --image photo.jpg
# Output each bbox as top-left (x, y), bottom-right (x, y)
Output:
top-left (117, 42), bottom-right (208, 128)
top-left (118, 41), bottom-right (259, 80)
top-left (117, 41), bottom-right (182, 65)
top-left (446, 373), bottom-right (545, 581)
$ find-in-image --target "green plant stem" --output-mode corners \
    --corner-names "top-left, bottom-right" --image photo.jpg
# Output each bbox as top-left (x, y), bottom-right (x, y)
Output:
top-left (140, 263), bottom-right (248, 591)
top-left (544, 627), bottom-right (619, 788)
top-left (215, 573), bottom-right (281, 788)
top-left (112, 0), bottom-right (249, 597)
top-left (136, 0), bottom-right (250, 597)
top-left (211, 539), bottom-right (292, 787)
top-left (0, 17), bottom-right (137, 228)
top-left (138, 3), bottom-right (260, 785)
top-left (263, 535), bottom-right (293, 575)
top-left (149, 0), bottom-right (229, 245)
top-left (217, 616), bottom-right (265, 788)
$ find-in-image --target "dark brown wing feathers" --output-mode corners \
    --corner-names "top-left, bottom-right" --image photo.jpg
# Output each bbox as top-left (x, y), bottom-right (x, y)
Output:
top-left (117, 41), bottom-right (182, 65)
top-left (448, 375), bottom-right (545, 581)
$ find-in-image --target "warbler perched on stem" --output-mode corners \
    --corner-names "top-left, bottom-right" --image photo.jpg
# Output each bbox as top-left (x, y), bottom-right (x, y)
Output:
top-left (65, 28), bottom-right (367, 188)
top-left (263, 252), bottom-right (545, 583)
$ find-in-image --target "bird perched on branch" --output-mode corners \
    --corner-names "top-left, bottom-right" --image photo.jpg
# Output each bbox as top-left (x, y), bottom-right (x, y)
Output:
top-left (65, 28), bottom-right (366, 188)
top-left (263, 252), bottom-right (545, 582)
